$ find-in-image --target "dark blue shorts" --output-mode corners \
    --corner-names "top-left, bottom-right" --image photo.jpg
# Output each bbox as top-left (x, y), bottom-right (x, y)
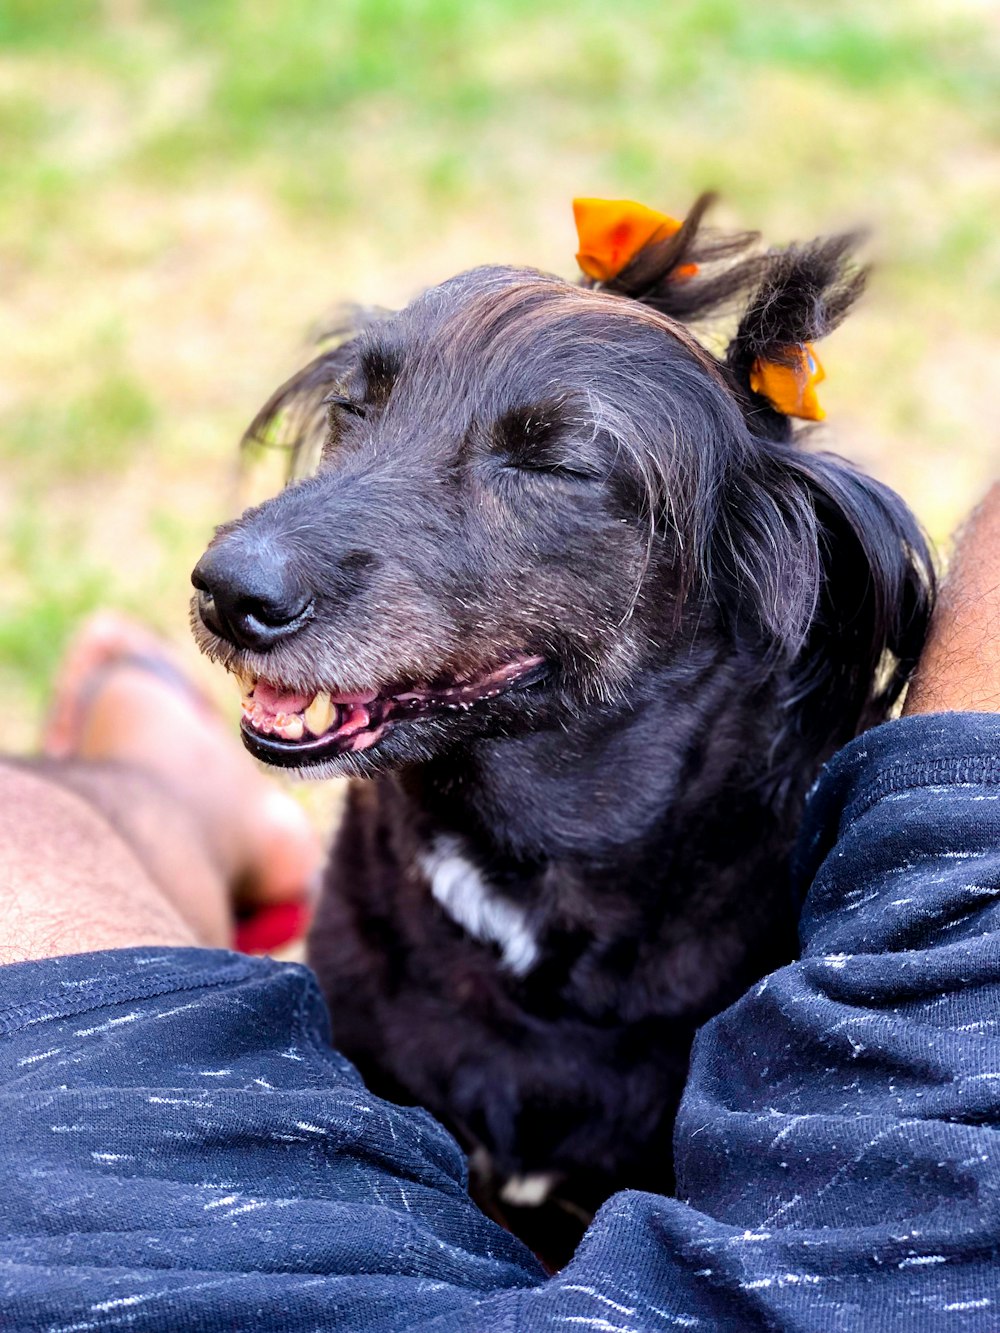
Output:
top-left (2, 714), bottom-right (999, 1331)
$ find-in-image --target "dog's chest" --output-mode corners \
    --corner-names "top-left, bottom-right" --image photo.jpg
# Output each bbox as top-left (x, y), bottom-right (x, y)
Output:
top-left (418, 835), bottom-right (540, 976)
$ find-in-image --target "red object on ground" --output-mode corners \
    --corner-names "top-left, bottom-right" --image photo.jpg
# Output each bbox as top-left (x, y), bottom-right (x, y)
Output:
top-left (235, 899), bottom-right (311, 955)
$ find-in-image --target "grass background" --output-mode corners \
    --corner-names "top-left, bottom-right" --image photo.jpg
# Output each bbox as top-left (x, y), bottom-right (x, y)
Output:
top-left (1, 0), bottom-right (998, 751)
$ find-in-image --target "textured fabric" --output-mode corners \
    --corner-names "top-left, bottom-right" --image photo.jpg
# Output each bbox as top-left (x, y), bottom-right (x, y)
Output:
top-left (1, 711), bottom-right (998, 1331)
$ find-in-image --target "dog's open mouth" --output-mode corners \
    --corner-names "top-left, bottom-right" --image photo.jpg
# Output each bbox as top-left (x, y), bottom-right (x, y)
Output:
top-left (236, 655), bottom-right (547, 767)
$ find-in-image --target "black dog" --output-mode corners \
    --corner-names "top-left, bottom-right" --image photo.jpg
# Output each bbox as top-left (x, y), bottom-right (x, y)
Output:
top-left (192, 196), bottom-right (934, 1258)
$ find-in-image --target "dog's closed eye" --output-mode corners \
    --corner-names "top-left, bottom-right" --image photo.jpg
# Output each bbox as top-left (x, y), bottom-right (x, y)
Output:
top-left (492, 402), bottom-right (600, 482)
top-left (505, 451), bottom-right (600, 483)
top-left (323, 392), bottom-right (367, 420)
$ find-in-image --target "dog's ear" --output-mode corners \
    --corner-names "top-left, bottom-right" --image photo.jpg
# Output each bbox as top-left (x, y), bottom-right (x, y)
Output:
top-left (713, 443), bottom-right (935, 755)
top-left (709, 229), bottom-right (931, 748)
top-left (724, 235), bottom-right (868, 442)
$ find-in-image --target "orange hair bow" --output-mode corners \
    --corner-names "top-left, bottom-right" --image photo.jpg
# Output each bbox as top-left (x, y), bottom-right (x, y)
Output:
top-left (573, 197), bottom-right (698, 284)
top-left (749, 343), bottom-right (826, 422)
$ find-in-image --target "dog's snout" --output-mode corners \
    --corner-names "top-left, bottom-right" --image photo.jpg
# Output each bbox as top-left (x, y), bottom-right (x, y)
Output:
top-left (192, 539), bottom-right (313, 652)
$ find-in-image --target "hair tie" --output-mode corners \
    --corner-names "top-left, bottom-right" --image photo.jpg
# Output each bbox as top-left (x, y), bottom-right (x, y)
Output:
top-left (573, 197), bottom-right (697, 283)
top-left (749, 343), bottom-right (826, 421)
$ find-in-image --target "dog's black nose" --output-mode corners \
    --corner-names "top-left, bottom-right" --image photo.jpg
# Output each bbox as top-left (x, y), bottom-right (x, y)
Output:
top-left (192, 541), bottom-right (313, 652)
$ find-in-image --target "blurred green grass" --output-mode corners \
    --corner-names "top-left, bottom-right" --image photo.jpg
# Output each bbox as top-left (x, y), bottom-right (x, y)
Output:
top-left (1, 0), bottom-right (998, 748)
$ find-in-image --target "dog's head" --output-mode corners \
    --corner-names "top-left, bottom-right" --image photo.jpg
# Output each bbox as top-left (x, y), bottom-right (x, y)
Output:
top-left (192, 196), bottom-right (934, 781)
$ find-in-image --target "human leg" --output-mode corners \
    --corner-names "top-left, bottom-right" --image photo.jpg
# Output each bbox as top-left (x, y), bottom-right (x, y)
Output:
top-left (1, 613), bottom-right (322, 963)
top-left (0, 760), bottom-right (204, 964)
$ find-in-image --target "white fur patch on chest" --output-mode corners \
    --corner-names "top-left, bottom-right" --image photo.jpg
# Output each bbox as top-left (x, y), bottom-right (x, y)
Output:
top-left (419, 835), bottom-right (540, 976)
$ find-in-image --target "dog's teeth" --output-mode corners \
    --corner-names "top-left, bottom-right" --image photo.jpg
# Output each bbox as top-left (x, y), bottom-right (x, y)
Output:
top-left (235, 669), bottom-right (255, 696)
top-left (281, 715), bottom-right (305, 741)
top-left (304, 692), bottom-right (336, 737)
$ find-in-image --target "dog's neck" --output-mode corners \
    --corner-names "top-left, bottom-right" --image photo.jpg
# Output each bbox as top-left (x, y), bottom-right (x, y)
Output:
top-left (386, 653), bottom-right (805, 1007)
top-left (400, 650), bottom-right (800, 901)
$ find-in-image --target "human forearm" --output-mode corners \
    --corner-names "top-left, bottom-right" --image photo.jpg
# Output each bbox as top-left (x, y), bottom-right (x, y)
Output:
top-left (906, 482), bottom-right (1000, 715)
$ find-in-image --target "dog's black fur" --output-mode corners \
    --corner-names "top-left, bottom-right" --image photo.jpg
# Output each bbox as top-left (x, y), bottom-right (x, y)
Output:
top-left (193, 197), bottom-right (934, 1257)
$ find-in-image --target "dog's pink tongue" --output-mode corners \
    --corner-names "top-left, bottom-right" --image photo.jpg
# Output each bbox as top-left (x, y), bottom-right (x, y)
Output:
top-left (252, 679), bottom-right (312, 718)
